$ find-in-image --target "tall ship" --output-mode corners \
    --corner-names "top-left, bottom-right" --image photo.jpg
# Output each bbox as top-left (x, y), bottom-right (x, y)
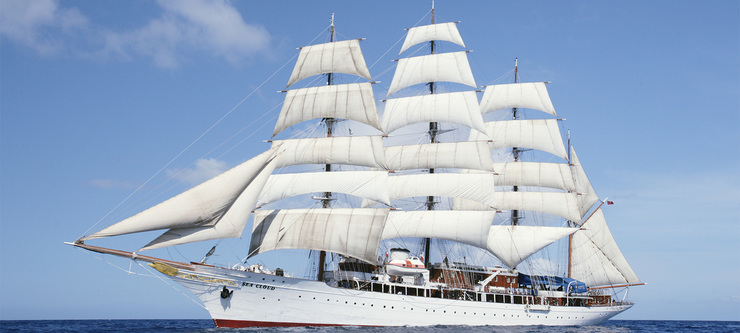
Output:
top-left (69, 5), bottom-right (644, 328)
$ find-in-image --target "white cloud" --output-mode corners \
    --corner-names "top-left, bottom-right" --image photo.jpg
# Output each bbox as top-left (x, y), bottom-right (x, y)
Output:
top-left (166, 158), bottom-right (229, 185)
top-left (102, 0), bottom-right (270, 68)
top-left (0, 0), bottom-right (270, 68)
top-left (0, 0), bottom-right (88, 55)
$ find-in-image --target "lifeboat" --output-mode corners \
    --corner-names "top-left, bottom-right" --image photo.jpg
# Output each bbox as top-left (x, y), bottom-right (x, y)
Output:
top-left (384, 248), bottom-right (427, 276)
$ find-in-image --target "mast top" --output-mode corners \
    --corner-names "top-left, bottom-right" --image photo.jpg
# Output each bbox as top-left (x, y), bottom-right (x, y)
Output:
top-left (329, 13), bottom-right (335, 42)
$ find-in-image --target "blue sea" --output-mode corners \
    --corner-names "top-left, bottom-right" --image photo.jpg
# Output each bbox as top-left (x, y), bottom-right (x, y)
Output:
top-left (0, 320), bottom-right (737, 333)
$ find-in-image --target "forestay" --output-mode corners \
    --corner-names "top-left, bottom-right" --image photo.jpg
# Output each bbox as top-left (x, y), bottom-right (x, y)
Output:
top-left (569, 209), bottom-right (640, 287)
top-left (399, 22), bottom-right (465, 54)
top-left (486, 225), bottom-right (578, 268)
top-left (84, 148), bottom-right (281, 246)
top-left (382, 210), bottom-right (495, 250)
top-left (273, 83), bottom-right (381, 137)
top-left (384, 141), bottom-right (494, 172)
top-left (382, 91), bottom-right (486, 135)
top-left (480, 82), bottom-right (557, 116)
top-left (249, 208), bottom-right (390, 264)
top-left (286, 40), bottom-right (372, 88)
top-left (255, 171), bottom-right (391, 207)
top-left (271, 136), bottom-right (386, 169)
top-left (387, 52), bottom-right (476, 96)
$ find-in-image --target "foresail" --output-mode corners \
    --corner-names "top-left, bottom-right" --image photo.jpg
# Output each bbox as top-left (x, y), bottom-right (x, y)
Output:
top-left (494, 192), bottom-right (581, 222)
top-left (486, 225), bottom-right (578, 268)
top-left (385, 173), bottom-right (496, 208)
top-left (493, 162), bottom-right (575, 192)
top-left (271, 136), bottom-right (386, 169)
top-left (569, 145), bottom-right (599, 217)
top-left (286, 40), bottom-right (372, 88)
top-left (249, 208), bottom-right (390, 264)
top-left (387, 52), bottom-right (476, 96)
top-left (382, 210), bottom-right (494, 250)
top-left (255, 171), bottom-right (391, 207)
top-left (570, 209), bottom-right (640, 287)
top-left (273, 83), bottom-right (381, 137)
top-left (400, 22), bottom-right (465, 54)
top-left (471, 119), bottom-right (568, 160)
top-left (385, 141), bottom-right (494, 172)
top-left (480, 82), bottom-right (557, 116)
top-left (382, 91), bottom-right (486, 135)
top-left (85, 148), bottom-right (281, 242)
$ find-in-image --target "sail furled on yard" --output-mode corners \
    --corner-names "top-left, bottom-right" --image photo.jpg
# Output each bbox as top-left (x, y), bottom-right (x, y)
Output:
top-left (271, 136), bottom-right (386, 169)
top-left (84, 148), bottom-right (282, 248)
top-left (249, 208), bottom-right (389, 264)
top-left (382, 211), bottom-right (494, 250)
top-left (387, 52), bottom-right (476, 96)
top-left (569, 209), bottom-right (640, 287)
top-left (399, 22), bottom-right (465, 54)
top-left (286, 40), bottom-right (372, 88)
top-left (273, 83), bottom-right (382, 137)
top-left (470, 119), bottom-right (568, 160)
top-left (480, 82), bottom-right (557, 116)
top-left (384, 141), bottom-right (494, 172)
top-left (256, 171), bottom-right (391, 207)
top-left (486, 225), bottom-right (578, 269)
top-left (382, 91), bottom-right (486, 135)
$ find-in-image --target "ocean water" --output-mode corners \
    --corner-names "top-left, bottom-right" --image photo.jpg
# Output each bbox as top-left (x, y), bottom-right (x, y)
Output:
top-left (1, 320), bottom-right (738, 333)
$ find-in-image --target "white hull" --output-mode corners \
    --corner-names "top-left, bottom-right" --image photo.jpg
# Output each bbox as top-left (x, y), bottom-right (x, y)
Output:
top-left (172, 265), bottom-right (631, 327)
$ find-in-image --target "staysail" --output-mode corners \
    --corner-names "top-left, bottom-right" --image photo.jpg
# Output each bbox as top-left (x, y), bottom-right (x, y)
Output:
top-left (569, 209), bottom-right (640, 286)
top-left (84, 148), bottom-right (282, 250)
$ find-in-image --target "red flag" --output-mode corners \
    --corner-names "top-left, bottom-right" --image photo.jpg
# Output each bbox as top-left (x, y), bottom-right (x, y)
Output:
top-left (606, 200), bottom-right (614, 205)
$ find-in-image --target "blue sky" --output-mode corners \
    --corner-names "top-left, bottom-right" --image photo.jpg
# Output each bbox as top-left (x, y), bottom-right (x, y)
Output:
top-left (1, 0), bottom-right (738, 321)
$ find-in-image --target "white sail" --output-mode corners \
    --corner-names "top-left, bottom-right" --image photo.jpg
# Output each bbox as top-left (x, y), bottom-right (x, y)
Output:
top-left (256, 171), bottom-right (391, 207)
top-left (570, 209), bottom-right (640, 287)
top-left (273, 83), bottom-right (381, 137)
top-left (85, 148), bottom-right (280, 241)
top-left (249, 208), bottom-right (389, 264)
top-left (569, 145), bottom-right (599, 217)
top-left (471, 119), bottom-right (568, 160)
top-left (382, 210), bottom-right (495, 250)
top-left (386, 173), bottom-right (496, 207)
top-left (286, 40), bottom-right (372, 88)
top-left (387, 52), bottom-right (476, 96)
top-left (382, 91), bottom-right (486, 135)
top-left (271, 136), bottom-right (386, 169)
top-left (487, 225), bottom-right (578, 268)
top-left (399, 22), bottom-right (465, 54)
top-left (480, 82), bottom-right (557, 116)
top-left (494, 192), bottom-right (581, 222)
top-left (493, 162), bottom-right (575, 192)
top-left (141, 152), bottom-right (281, 251)
top-left (385, 141), bottom-right (494, 172)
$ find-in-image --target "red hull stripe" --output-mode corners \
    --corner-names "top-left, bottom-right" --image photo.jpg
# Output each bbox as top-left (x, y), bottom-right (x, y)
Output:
top-left (214, 319), bottom-right (376, 328)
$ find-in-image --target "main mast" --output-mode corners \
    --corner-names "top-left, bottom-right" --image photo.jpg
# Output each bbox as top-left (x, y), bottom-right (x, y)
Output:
top-left (317, 13), bottom-right (336, 281)
top-left (423, 1), bottom-right (437, 269)
top-left (511, 58), bottom-right (521, 226)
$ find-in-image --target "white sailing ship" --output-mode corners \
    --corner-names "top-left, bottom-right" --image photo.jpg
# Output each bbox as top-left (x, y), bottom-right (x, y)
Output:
top-left (69, 6), bottom-right (644, 328)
